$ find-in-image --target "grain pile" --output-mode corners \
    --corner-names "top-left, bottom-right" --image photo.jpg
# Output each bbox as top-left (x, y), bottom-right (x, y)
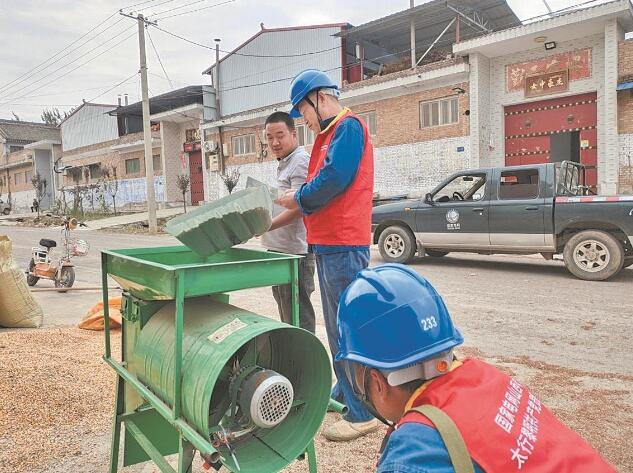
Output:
top-left (0, 330), bottom-right (629, 472)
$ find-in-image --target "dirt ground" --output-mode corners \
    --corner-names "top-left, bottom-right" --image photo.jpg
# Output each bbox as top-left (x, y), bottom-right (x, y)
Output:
top-left (1, 227), bottom-right (632, 472)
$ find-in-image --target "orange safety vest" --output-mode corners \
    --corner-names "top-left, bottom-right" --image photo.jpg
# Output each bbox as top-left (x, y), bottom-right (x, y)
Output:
top-left (397, 359), bottom-right (615, 473)
top-left (304, 109), bottom-right (374, 246)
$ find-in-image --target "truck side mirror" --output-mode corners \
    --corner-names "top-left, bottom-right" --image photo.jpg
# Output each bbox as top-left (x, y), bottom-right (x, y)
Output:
top-left (424, 193), bottom-right (434, 205)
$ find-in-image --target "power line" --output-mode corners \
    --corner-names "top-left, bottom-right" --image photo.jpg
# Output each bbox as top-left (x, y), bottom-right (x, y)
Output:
top-left (150, 0), bottom-right (229, 18)
top-left (0, 29), bottom-right (137, 108)
top-left (146, 27), bottom-right (174, 89)
top-left (153, 0), bottom-right (235, 21)
top-left (0, 23), bottom-right (135, 104)
top-left (119, 0), bottom-right (160, 10)
top-left (0, 16), bottom-right (125, 97)
top-left (152, 23), bottom-right (341, 57)
top-left (88, 72), bottom-right (140, 102)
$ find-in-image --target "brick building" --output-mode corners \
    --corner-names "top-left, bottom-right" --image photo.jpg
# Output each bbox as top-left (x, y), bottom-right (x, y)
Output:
top-left (200, 0), bottom-right (633, 201)
top-left (59, 86), bottom-right (216, 210)
top-left (0, 119), bottom-right (61, 212)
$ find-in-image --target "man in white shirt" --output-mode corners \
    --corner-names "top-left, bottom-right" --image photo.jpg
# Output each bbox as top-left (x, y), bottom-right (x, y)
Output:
top-left (261, 111), bottom-right (316, 333)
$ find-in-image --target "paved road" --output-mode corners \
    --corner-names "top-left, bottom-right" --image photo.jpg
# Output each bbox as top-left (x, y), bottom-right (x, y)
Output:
top-left (2, 225), bottom-right (631, 376)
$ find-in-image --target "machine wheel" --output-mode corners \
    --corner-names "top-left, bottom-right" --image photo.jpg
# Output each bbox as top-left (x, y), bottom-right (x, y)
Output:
top-left (563, 230), bottom-right (624, 281)
top-left (2, 208), bottom-right (9, 215)
top-left (623, 257), bottom-right (633, 269)
top-left (26, 259), bottom-right (39, 286)
top-left (55, 266), bottom-right (75, 292)
top-left (378, 226), bottom-right (416, 264)
top-left (425, 250), bottom-right (449, 258)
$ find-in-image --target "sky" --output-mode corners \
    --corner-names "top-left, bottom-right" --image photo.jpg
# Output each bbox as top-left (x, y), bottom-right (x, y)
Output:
top-left (0, 0), bottom-right (620, 122)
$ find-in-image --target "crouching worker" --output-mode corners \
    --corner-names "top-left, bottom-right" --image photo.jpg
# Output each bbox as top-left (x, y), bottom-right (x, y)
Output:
top-left (336, 263), bottom-right (615, 473)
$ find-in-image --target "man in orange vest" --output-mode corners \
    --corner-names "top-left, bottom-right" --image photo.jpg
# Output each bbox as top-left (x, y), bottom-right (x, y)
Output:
top-left (336, 263), bottom-right (615, 472)
top-left (276, 69), bottom-right (379, 441)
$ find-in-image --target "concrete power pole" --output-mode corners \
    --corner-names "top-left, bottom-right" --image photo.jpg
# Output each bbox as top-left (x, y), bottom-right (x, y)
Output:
top-left (121, 10), bottom-right (158, 233)
top-left (214, 38), bottom-right (225, 174)
top-left (410, 0), bottom-right (416, 68)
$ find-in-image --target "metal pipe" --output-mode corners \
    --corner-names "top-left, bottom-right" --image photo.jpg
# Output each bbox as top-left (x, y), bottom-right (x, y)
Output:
top-left (104, 357), bottom-right (220, 460)
top-left (30, 286), bottom-right (121, 292)
top-left (416, 17), bottom-right (456, 67)
top-left (174, 273), bottom-right (185, 421)
top-left (328, 398), bottom-right (348, 415)
top-left (102, 253), bottom-right (111, 359)
top-left (126, 421), bottom-right (177, 473)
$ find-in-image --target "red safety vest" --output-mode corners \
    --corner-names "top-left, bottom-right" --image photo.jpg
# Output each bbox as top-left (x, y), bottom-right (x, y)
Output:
top-left (397, 359), bottom-right (615, 473)
top-left (304, 109), bottom-right (374, 246)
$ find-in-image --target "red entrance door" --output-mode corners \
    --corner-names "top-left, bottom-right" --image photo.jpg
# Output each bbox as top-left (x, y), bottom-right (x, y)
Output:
top-left (188, 151), bottom-right (204, 205)
top-left (504, 92), bottom-right (597, 188)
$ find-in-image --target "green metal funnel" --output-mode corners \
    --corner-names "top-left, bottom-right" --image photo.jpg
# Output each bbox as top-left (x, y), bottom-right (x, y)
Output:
top-left (126, 296), bottom-right (331, 473)
top-left (165, 186), bottom-right (273, 257)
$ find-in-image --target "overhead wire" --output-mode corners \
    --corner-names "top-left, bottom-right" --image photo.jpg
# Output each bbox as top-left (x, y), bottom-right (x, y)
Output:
top-left (152, 0), bottom-right (235, 21)
top-left (146, 27), bottom-right (174, 89)
top-left (0, 28), bottom-right (138, 107)
top-left (0, 15), bottom-right (125, 97)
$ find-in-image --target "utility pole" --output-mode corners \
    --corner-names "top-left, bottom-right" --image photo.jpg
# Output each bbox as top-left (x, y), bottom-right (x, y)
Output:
top-left (120, 11), bottom-right (158, 233)
top-left (410, 0), bottom-right (416, 69)
top-left (214, 38), bottom-right (225, 174)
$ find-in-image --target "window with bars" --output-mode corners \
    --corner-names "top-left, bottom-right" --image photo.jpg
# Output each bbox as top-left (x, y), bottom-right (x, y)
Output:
top-left (125, 158), bottom-right (140, 175)
top-left (295, 125), bottom-right (315, 147)
top-left (14, 172), bottom-right (23, 185)
top-left (232, 134), bottom-right (256, 156)
top-left (357, 111), bottom-right (377, 136)
top-left (420, 97), bottom-right (459, 128)
top-left (89, 164), bottom-right (101, 179)
top-left (153, 154), bottom-right (162, 171)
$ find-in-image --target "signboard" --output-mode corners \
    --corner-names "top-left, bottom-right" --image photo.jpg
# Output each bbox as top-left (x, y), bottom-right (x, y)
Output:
top-left (185, 128), bottom-right (201, 143)
top-left (506, 48), bottom-right (591, 93)
top-left (524, 69), bottom-right (569, 98)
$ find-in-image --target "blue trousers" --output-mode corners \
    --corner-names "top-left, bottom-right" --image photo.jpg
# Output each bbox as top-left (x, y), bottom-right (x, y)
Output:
top-left (315, 249), bottom-right (374, 423)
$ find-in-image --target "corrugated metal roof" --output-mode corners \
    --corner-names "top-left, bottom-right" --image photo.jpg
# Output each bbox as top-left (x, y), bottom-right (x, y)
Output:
top-left (0, 119), bottom-right (60, 144)
top-left (110, 85), bottom-right (205, 118)
top-left (338, 0), bottom-right (520, 54)
top-left (202, 23), bottom-right (349, 75)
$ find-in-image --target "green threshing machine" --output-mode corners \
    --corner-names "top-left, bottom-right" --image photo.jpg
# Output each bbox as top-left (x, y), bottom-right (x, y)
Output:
top-left (100, 187), bottom-right (342, 473)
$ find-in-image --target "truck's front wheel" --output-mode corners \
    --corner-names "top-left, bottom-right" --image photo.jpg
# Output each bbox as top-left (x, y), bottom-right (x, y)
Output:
top-left (563, 230), bottom-right (624, 281)
top-left (378, 226), bottom-right (416, 264)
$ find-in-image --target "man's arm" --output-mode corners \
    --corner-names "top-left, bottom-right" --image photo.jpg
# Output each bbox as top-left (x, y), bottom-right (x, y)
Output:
top-left (294, 118), bottom-right (364, 215)
top-left (269, 208), bottom-right (301, 231)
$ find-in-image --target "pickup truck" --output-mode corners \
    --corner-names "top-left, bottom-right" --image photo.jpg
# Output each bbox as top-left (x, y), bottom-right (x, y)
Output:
top-left (372, 162), bottom-right (633, 281)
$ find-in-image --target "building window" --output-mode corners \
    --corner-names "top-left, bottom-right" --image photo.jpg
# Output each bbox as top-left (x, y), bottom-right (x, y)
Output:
top-left (14, 172), bottom-right (23, 185)
top-left (125, 158), bottom-right (141, 175)
top-left (9, 145), bottom-right (23, 153)
top-left (499, 169), bottom-right (540, 200)
top-left (357, 111), bottom-right (377, 136)
top-left (420, 97), bottom-right (459, 128)
top-left (25, 170), bottom-right (33, 184)
top-left (89, 164), bottom-right (101, 179)
top-left (153, 154), bottom-right (162, 171)
top-left (232, 134), bottom-right (256, 156)
top-left (296, 125), bottom-right (315, 147)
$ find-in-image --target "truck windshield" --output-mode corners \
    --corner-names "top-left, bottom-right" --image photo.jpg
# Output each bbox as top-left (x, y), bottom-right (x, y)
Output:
top-left (433, 173), bottom-right (487, 202)
top-left (556, 162), bottom-right (583, 196)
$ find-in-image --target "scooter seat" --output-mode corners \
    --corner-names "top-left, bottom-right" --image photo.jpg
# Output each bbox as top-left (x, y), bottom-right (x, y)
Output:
top-left (39, 238), bottom-right (57, 248)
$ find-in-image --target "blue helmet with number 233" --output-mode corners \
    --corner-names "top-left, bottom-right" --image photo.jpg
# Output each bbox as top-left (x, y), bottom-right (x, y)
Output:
top-left (336, 264), bottom-right (464, 372)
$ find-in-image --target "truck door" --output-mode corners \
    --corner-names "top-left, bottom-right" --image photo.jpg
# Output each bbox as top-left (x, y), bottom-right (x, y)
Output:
top-left (414, 171), bottom-right (491, 249)
top-left (489, 167), bottom-right (550, 250)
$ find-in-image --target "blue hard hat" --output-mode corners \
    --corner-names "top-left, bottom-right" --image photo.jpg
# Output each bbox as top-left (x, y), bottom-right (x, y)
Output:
top-left (288, 69), bottom-right (338, 118)
top-left (336, 264), bottom-right (464, 371)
